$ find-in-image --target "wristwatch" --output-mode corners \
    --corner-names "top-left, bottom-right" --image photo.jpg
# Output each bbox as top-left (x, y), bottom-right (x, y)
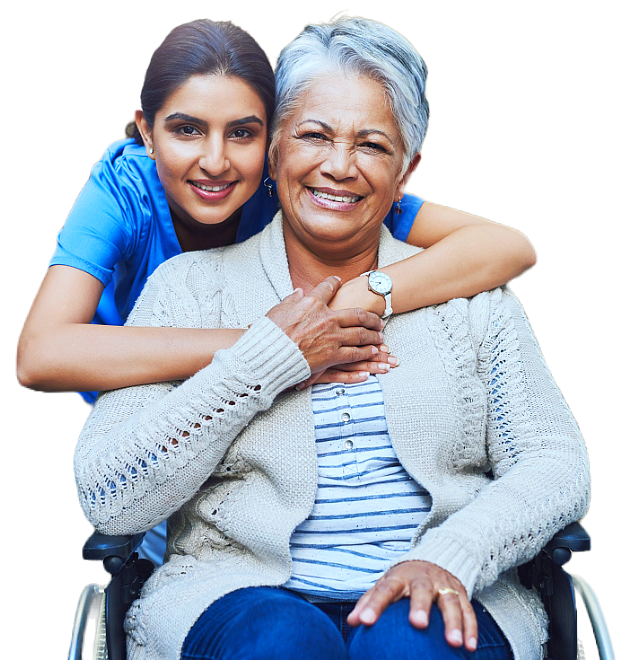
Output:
top-left (361, 270), bottom-right (393, 319)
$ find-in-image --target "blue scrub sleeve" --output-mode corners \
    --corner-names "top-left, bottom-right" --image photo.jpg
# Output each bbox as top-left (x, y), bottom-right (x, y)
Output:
top-left (49, 160), bottom-right (134, 287)
top-left (384, 193), bottom-right (424, 241)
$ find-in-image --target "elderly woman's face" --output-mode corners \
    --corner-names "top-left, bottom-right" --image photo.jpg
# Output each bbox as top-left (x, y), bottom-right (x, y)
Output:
top-left (270, 75), bottom-right (408, 249)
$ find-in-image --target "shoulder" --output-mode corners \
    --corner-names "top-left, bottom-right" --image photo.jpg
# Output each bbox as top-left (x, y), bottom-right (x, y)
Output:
top-left (149, 248), bottom-right (226, 289)
top-left (383, 193), bottom-right (424, 241)
top-left (95, 139), bottom-right (160, 191)
top-left (125, 248), bottom-right (228, 329)
top-left (73, 138), bottom-right (163, 215)
top-left (418, 288), bottom-right (506, 359)
top-left (463, 287), bottom-right (534, 356)
top-left (377, 225), bottom-right (423, 267)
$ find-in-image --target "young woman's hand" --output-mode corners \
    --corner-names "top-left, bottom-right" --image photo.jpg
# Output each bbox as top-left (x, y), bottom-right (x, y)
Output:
top-left (295, 345), bottom-right (398, 389)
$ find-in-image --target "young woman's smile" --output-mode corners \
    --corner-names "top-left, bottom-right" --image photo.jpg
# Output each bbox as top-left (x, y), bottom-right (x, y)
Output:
top-left (139, 74), bottom-right (267, 247)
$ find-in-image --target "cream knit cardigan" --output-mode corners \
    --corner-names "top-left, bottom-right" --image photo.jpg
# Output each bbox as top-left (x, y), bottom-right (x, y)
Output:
top-left (75, 214), bottom-right (590, 660)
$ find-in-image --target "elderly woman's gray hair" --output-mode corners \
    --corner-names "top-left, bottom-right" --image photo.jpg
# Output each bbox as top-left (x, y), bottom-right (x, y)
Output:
top-left (271, 16), bottom-right (430, 170)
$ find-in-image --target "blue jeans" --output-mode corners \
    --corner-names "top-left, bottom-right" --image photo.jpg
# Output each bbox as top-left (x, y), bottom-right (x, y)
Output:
top-left (181, 587), bottom-right (513, 660)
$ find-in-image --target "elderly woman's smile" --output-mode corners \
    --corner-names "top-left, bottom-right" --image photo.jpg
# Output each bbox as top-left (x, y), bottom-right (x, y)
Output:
top-left (308, 187), bottom-right (362, 208)
top-left (270, 75), bottom-right (410, 251)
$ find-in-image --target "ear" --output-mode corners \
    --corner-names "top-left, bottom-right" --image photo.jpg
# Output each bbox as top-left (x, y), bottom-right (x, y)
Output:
top-left (267, 137), bottom-right (278, 181)
top-left (394, 153), bottom-right (421, 202)
top-left (135, 110), bottom-right (155, 160)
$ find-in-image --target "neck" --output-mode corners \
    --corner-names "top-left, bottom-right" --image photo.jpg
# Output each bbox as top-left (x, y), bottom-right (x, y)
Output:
top-left (172, 208), bottom-right (242, 252)
top-left (283, 217), bottom-right (379, 292)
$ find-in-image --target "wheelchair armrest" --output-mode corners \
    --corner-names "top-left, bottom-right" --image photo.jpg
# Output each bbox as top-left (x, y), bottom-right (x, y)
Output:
top-left (82, 532), bottom-right (146, 575)
top-left (543, 522), bottom-right (591, 567)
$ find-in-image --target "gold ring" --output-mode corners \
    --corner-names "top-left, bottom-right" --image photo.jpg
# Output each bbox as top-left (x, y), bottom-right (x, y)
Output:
top-left (438, 587), bottom-right (459, 597)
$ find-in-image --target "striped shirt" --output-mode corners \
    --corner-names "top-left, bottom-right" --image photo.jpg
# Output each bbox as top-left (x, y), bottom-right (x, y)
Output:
top-left (284, 376), bottom-right (432, 601)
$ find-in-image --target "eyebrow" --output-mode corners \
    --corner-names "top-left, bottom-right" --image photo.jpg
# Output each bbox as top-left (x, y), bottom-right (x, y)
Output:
top-left (164, 112), bottom-right (264, 129)
top-left (297, 119), bottom-right (396, 146)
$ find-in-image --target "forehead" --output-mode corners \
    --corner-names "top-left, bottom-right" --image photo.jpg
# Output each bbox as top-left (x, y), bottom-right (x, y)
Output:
top-left (159, 74), bottom-right (266, 121)
top-left (290, 74), bottom-right (399, 138)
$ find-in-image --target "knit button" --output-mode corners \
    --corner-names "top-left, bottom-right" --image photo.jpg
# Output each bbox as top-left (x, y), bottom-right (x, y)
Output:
top-left (341, 412), bottom-right (351, 422)
top-left (344, 440), bottom-right (354, 450)
top-left (336, 388), bottom-right (346, 396)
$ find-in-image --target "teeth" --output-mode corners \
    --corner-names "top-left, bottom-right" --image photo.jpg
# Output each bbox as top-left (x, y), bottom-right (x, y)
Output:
top-left (191, 182), bottom-right (231, 192)
top-left (311, 189), bottom-right (361, 203)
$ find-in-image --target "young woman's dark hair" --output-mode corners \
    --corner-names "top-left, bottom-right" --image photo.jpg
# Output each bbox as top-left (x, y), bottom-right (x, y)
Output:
top-left (126, 19), bottom-right (276, 143)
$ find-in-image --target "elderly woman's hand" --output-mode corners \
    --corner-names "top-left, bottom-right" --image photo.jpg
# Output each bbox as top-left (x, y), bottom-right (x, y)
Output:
top-left (347, 560), bottom-right (478, 652)
top-left (266, 276), bottom-right (385, 375)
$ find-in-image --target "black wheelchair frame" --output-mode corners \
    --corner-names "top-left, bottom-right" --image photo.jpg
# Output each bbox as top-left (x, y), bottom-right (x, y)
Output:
top-left (69, 522), bottom-right (614, 660)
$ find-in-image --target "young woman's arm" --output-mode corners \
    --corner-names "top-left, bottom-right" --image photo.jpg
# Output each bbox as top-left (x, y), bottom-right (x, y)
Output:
top-left (17, 203), bottom-right (535, 393)
top-left (329, 201), bottom-right (536, 314)
top-left (17, 265), bottom-right (244, 392)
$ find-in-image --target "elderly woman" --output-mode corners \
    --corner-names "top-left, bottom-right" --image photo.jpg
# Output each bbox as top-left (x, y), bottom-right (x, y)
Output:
top-left (74, 16), bottom-right (590, 660)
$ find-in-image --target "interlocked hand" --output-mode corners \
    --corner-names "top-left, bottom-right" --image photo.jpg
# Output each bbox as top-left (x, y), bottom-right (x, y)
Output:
top-left (266, 276), bottom-right (384, 375)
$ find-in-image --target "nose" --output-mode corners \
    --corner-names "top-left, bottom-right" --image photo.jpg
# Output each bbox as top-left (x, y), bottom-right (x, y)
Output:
top-left (198, 136), bottom-right (230, 176)
top-left (319, 141), bottom-right (359, 181)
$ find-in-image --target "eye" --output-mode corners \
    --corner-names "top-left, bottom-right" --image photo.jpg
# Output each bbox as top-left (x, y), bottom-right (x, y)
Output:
top-left (229, 128), bottom-right (254, 140)
top-left (299, 131), bottom-right (329, 142)
top-left (175, 125), bottom-right (201, 137)
top-left (359, 141), bottom-right (388, 153)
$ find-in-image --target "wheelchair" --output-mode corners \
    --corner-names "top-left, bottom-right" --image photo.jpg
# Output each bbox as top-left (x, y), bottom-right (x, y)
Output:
top-left (68, 522), bottom-right (614, 660)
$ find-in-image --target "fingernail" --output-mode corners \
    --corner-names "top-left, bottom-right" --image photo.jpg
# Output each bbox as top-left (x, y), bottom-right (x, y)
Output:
top-left (378, 363), bottom-right (390, 371)
top-left (333, 276), bottom-right (342, 282)
top-left (295, 382), bottom-right (306, 390)
top-left (415, 610), bottom-right (428, 626)
top-left (388, 356), bottom-right (399, 366)
top-left (449, 629), bottom-right (463, 645)
top-left (379, 344), bottom-right (390, 353)
top-left (361, 608), bottom-right (376, 625)
top-left (467, 637), bottom-right (477, 651)
top-left (371, 346), bottom-right (379, 354)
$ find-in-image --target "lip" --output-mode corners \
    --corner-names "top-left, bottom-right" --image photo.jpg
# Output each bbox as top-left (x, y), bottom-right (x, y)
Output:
top-left (188, 179), bottom-right (237, 202)
top-left (306, 186), bottom-right (364, 211)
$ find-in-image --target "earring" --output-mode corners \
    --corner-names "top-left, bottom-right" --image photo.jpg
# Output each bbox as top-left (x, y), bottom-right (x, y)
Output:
top-left (149, 147), bottom-right (154, 155)
top-left (264, 177), bottom-right (274, 197)
top-left (394, 196), bottom-right (402, 214)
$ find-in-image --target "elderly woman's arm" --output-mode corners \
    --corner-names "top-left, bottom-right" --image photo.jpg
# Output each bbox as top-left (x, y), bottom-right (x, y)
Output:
top-left (349, 288), bottom-right (590, 648)
top-left (74, 267), bottom-right (383, 535)
top-left (331, 203), bottom-right (536, 315)
top-left (403, 288), bottom-right (590, 593)
top-left (74, 325), bottom-right (309, 535)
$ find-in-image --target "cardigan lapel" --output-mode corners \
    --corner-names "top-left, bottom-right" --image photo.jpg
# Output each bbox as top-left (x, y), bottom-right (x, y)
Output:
top-left (216, 214), bottom-right (294, 328)
top-left (259, 212), bottom-right (295, 303)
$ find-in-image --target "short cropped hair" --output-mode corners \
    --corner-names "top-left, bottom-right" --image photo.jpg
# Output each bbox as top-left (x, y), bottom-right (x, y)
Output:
top-left (272, 16), bottom-right (430, 169)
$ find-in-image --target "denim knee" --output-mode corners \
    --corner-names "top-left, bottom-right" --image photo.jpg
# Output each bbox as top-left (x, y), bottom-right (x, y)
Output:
top-left (347, 600), bottom-right (512, 660)
top-left (181, 587), bottom-right (348, 660)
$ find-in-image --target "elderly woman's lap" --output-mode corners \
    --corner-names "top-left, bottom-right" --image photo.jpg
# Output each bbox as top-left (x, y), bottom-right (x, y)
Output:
top-left (180, 587), bottom-right (512, 660)
top-left (346, 599), bottom-right (512, 660)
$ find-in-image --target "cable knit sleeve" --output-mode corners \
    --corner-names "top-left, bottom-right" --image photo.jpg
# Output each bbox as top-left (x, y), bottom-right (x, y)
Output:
top-left (396, 287), bottom-right (590, 597)
top-left (73, 262), bottom-right (310, 535)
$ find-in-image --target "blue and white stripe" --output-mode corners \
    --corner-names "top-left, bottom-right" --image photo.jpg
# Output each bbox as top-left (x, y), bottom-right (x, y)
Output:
top-left (284, 376), bottom-right (432, 601)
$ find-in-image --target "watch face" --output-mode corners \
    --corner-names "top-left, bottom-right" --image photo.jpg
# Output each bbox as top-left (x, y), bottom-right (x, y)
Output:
top-left (368, 271), bottom-right (392, 294)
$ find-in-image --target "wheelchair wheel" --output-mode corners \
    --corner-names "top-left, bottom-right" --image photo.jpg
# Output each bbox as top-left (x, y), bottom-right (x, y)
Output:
top-left (95, 593), bottom-right (108, 660)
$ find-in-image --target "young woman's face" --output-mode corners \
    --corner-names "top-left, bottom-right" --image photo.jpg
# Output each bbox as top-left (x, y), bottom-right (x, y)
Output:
top-left (142, 74), bottom-right (268, 233)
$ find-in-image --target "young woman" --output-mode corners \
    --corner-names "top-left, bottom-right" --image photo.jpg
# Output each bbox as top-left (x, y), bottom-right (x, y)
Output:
top-left (17, 18), bottom-right (536, 404)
